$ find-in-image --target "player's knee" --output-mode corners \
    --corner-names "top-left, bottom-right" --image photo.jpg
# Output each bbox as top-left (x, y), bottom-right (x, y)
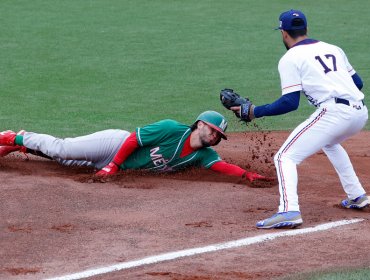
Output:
top-left (274, 152), bottom-right (301, 165)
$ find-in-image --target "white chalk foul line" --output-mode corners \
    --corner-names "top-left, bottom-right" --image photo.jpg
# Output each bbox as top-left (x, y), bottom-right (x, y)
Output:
top-left (46, 218), bottom-right (363, 280)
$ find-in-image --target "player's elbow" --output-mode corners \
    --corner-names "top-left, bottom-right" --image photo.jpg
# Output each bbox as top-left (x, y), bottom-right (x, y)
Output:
top-left (283, 91), bottom-right (300, 112)
top-left (289, 101), bottom-right (299, 111)
top-left (282, 99), bottom-right (299, 113)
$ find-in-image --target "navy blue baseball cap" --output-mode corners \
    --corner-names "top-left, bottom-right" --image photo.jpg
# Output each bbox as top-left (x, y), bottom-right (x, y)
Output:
top-left (276, 9), bottom-right (307, 30)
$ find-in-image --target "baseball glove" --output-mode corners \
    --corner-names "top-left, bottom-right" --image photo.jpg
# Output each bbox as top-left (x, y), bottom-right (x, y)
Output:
top-left (220, 88), bottom-right (254, 122)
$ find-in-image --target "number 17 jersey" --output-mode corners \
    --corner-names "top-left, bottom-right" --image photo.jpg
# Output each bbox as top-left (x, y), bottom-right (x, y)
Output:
top-left (278, 39), bottom-right (364, 107)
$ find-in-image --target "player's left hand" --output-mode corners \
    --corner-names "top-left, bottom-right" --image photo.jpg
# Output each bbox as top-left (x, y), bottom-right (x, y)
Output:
top-left (243, 171), bottom-right (275, 183)
top-left (96, 162), bottom-right (119, 176)
top-left (231, 102), bottom-right (255, 122)
top-left (219, 88), bottom-right (255, 122)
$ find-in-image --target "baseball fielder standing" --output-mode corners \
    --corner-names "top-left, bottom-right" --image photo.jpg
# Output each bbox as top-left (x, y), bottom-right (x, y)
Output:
top-left (221, 9), bottom-right (369, 229)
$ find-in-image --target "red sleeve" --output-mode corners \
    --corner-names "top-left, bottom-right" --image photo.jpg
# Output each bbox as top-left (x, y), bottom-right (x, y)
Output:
top-left (210, 161), bottom-right (245, 177)
top-left (112, 132), bottom-right (139, 165)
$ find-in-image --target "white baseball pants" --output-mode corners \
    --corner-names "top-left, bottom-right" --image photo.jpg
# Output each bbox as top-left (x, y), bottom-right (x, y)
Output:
top-left (23, 129), bottom-right (130, 169)
top-left (274, 100), bottom-right (368, 212)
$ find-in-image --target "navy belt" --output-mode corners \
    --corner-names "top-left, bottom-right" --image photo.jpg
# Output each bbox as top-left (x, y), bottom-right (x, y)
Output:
top-left (334, 97), bottom-right (365, 106)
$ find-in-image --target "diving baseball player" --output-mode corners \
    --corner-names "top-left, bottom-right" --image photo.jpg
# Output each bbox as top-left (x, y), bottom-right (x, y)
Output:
top-left (221, 9), bottom-right (369, 229)
top-left (0, 111), bottom-right (271, 183)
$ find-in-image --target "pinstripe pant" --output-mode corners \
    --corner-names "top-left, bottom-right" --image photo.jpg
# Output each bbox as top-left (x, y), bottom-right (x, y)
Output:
top-left (274, 101), bottom-right (368, 212)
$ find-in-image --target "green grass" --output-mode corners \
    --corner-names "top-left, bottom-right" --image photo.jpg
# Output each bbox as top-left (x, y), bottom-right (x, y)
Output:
top-left (0, 0), bottom-right (369, 137)
top-left (0, 2), bottom-right (368, 278)
top-left (281, 267), bottom-right (370, 280)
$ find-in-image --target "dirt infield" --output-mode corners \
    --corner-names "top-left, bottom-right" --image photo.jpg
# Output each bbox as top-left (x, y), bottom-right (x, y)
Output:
top-left (0, 131), bottom-right (369, 280)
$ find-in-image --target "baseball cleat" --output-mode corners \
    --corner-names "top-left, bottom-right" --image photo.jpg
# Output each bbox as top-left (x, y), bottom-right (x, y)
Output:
top-left (0, 130), bottom-right (17, 146)
top-left (256, 211), bottom-right (303, 229)
top-left (341, 194), bottom-right (370, 209)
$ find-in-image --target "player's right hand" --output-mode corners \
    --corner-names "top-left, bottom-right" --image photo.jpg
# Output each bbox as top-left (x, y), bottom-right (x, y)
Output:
top-left (244, 171), bottom-right (275, 182)
top-left (96, 162), bottom-right (119, 176)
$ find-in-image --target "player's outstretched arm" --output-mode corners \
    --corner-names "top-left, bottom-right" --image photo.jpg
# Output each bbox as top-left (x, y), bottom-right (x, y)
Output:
top-left (252, 91), bottom-right (300, 118)
top-left (210, 161), bottom-right (275, 182)
top-left (220, 88), bottom-right (300, 121)
top-left (96, 132), bottom-right (139, 176)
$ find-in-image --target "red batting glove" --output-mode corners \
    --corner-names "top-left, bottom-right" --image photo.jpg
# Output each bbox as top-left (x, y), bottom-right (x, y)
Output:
top-left (243, 171), bottom-right (275, 183)
top-left (96, 162), bottom-right (119, 176)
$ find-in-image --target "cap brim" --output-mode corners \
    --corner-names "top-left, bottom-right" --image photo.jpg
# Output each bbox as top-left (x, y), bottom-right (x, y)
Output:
top-left (204, 122), bottom-right (227, 140)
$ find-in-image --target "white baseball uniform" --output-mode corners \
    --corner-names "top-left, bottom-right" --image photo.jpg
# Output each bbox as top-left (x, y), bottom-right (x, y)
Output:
top-left (275, 39), bottom-right (368, 212)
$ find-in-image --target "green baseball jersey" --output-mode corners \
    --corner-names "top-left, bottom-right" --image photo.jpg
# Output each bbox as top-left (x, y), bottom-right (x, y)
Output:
top-left (119, 119), bottom-right (222, 172)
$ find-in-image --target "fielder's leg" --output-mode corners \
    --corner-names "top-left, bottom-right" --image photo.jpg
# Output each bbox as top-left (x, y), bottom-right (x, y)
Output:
top-left (323, 144), bottom-right (366, 199)
top-left (257, 108), bottom-right (334, 229)
top-left (274, 109), bottom-right (332, 213)
top-left (323, 103), bottom-right (368, 208)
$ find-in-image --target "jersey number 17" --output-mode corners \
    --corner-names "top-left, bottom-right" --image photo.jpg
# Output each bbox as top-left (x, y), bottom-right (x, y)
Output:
top-left (315, 54), bottom-right (337, 73)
